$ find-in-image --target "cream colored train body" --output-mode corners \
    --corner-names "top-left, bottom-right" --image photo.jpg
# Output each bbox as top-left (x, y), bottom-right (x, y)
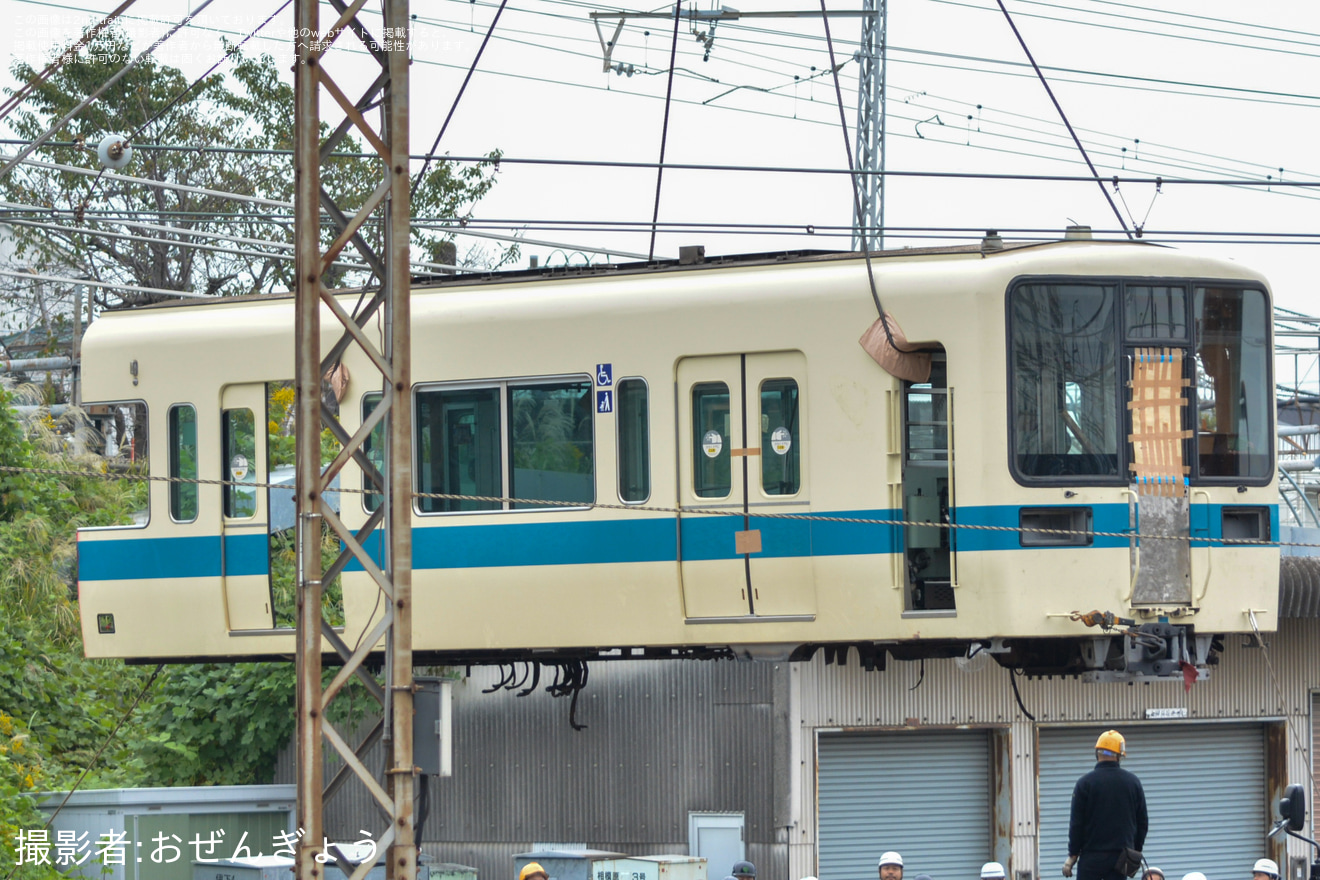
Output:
top-left (76, 241), bottom-right (1279, 672)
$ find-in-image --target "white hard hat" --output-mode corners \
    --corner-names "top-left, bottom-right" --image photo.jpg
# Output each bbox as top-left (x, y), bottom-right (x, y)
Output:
top-left (981, 863), bottom-right (1006, 879)
top-left (1255, 860), bottom-right (1280, 877)
top-left (1182, 873), bottom-right (1207, 880)
top-left (879, 853), bottom-right (904, 868)
top-left (1143, 868), bottom-right (1165, 880)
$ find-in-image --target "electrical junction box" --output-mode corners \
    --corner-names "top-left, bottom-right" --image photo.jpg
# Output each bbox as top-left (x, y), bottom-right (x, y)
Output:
top-left (413, 677), bottom-right (453, 777)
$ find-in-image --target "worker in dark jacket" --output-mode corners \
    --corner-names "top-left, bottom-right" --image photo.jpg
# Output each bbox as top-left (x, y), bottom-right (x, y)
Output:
top-left (1062, 730), bottom-right (1148, 880)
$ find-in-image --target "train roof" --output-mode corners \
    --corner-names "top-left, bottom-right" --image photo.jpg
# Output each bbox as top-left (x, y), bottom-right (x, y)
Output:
top-left (114, 238), bottom-right (1161, 313)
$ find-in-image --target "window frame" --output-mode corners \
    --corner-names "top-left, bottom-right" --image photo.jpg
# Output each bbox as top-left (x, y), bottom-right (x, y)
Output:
top-left (1005, 274), bottom-right (1273, 488)
top-left (615, 376), bottom-right (651, 505)
top-left (167, 402), bottom-right (199, 524)
top-left (756, 376), bottom-right (803, 499)
top-left (412, 373), bottom-right (597, 516)
top-left (79, 399), bottom-right (151, 532)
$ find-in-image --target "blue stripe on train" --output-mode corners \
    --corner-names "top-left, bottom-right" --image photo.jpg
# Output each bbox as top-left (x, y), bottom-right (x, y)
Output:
top-left (77, 503), bottom-right (1277, 581)
top-left (78, 532), bottom-right (267, 580)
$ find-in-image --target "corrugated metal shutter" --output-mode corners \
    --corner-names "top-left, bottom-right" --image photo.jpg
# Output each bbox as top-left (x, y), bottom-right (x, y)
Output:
top-left (1313, 694), bottom-right (1319, 839)
top-left (818, 730), bottom-right (991, 880)
top-left (1039, 724), bottom-right (1265, 880)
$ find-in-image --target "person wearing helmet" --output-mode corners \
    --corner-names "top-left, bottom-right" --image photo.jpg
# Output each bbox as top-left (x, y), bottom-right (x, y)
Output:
top-left (1254, 859), bottom-right (1281, 880)
top-left (1062, 730), bottom-right (1148, 880)
top-left (982, 863), bottom-right (1007, 880)
top-left (879, 851), bottom-right (904, 880)
top-left (1142, 868), bottom-right (1164, 880)
top-left (731, 862), bottom-right (756, 880)
top-left (519, 864), bottom-right (549, 880)
top-left (1183, 873), bottom-right (1207, 880)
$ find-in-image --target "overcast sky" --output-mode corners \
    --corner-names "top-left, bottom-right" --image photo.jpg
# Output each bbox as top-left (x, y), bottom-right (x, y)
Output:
top-left (2, 0), bottom-right (1319, 311)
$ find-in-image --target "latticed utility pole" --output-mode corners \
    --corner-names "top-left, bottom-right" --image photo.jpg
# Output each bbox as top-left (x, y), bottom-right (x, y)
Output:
top-left (852, 0), bottom-right (886, 252)
top-left (293, 0), bottom-right (415, 878)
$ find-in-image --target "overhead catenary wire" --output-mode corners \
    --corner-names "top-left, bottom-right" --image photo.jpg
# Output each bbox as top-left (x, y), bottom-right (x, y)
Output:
top-left (992, 0), bottom-right (1131, 239)
top-left (0, 0), bottom-right (140, 125)
top-left (410, 0), bottom-right (511, 199)
top-left (0, 267), bottom-right (209, 298)
top-left (0, 0), bottom-right (221, 183)
top-left (646, 0), bottom-right (682, 262)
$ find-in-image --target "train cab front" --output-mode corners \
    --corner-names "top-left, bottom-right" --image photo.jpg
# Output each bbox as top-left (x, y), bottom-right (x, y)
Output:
top-left (961, 272), bottom-right (1278, 680)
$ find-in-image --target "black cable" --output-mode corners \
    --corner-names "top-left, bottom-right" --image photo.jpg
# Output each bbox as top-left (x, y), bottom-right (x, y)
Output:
top-left (819, 0), bottom-right (899, 352)
top-left (646, 0), bottom-right (682, 262)
top-left (993, 0), bottom-right (1132, 240)
top-left (129, 0), bottom-right (292, 142)
top-left (1010, 667), bottom-right (1037, 721)
top-left (410, 0), bottom-right (510, 199)
top-left (908, 658), bottom-right (925, 692)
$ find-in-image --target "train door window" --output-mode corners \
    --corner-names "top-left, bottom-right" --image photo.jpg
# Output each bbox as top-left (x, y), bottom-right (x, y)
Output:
top-left (168, 404), bottom-right (198, 522)
top-left (617, 378), bottom-right (650, 503)
top-left (416, 387), bottom-right (501, 513)
top-left (1010, 282), bottom-right (1121, 480)
top-left (693, 382), bottom-right (732, 498)
top-left (508, 380), bottom-right (594, 509)
top-left (362, 393), bottom-right (384, 512)
top-left (1194, 287), bottom-right (1271, 480)
top-left (222, 407), bottom-right (257, 518)
top-left (759, 378), bottom-right (800, 496)
top-left (903, 352), bottom-right (954, 612)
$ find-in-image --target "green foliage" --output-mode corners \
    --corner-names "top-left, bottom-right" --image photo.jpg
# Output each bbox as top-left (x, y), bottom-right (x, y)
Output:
top-left (2, 29), bottom-right (512, 304)
top-left (0, 711), bottom-right (66, 880)
top-left (269, 527), bottom-right (345, 630)
top-left (135, 663), bottom-right (296, 787)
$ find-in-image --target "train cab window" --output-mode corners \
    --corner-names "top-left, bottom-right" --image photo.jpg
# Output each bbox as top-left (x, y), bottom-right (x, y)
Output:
top-left (508, 380), bottom-right (593, 509)
top-left (86, 402), bottom-right (149, 526)
top-left (759, 378), bottom-right (800, 496)
top-left (617, 379), bottom-right (650, 503)
top-left (168, 404), bottom-right (198, 522)
top-left (222, 407), bottom-right (257, 518)
top-left (1010, 283), bottom-right (1121, 479)
top-left (1194, 287), bottom-right (1271, 479)
top-left (1125, 285), bottom-right (1188, 340)
top-left (692, 382), bottom-right (731, 498)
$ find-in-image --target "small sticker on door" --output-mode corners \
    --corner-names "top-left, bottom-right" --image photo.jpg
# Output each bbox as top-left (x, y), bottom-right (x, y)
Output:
top-left (702, 430), bottom-right (723, 458)
top-left (770, 426), bottom-right (792, 455)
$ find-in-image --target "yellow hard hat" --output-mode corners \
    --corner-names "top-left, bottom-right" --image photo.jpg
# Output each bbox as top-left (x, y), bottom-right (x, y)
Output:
top-left (1095, 730), bottom-right (1126, 757)
top-left (520, 864), bottom-right (549, 880)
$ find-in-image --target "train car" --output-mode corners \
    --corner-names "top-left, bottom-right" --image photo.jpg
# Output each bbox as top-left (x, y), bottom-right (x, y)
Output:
top-left (74, 235), bottom-right (1279, 677)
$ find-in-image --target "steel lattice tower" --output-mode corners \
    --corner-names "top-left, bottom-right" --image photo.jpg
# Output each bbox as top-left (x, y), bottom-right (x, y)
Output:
top-left (852, 0), bottom-right (887, 253)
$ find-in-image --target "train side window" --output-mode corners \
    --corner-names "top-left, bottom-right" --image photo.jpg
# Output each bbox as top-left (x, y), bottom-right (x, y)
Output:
top-left (85, 402), bottom-right (149, 526)
top-left (416, 387), bottom-right (501, 513)
top-left (168, 404), bottom-right (198, 522)
top-left (617, 378), bottom-right (650, 503)
top-left (362, 393), bottom-right (384, 512)
top-left (693, 382), bottom-right (731, 498)
top-left (222, 408), bottom-right (257, 518)
top-left (509, 380), bottom-right (594, 509)
top-left (1010, 282), bottom-right (1121, 480)
top-left (759, 378), bottom-right (800, 496)
top-left (1194, 287), bottom-right (1271, 480)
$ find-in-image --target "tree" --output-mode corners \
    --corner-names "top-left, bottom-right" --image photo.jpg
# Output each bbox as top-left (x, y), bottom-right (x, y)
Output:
top-left (1, 28), bottom-right (511, 308)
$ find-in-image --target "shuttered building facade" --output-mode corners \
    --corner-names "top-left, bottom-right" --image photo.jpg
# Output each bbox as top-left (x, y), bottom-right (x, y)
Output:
top-left (1037, 724), bottom-right (1267, 880)
top-left (792, 620), bottom-right (1320, 880)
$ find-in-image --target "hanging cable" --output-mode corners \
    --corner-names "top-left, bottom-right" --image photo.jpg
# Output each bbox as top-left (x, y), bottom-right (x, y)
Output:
top-left (647, 1), bottom-right (683, 262)
top-left (129, 0), bottom-right (293, 142)
top-left (411, 0), bottom-right (511, 198)
top-left (992, 0), bottom-right (1132, 239)
top-left (0, 0), bottom-right (221, 183)
top-left (819, 0), bottom-right (898, 351)
top-left (0, 0), bottom-right (141, 125)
